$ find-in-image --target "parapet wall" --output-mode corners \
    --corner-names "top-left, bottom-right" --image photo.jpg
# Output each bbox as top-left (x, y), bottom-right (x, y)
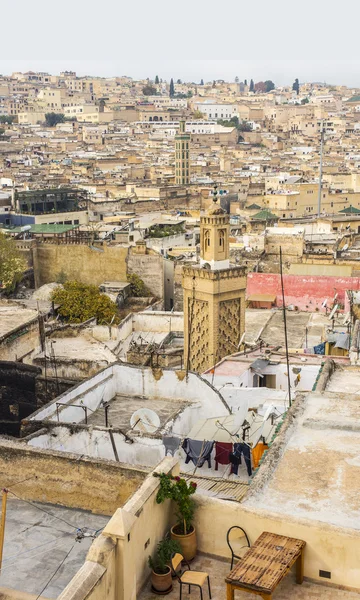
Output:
top-left (0, 439), bottom-right (148, 515)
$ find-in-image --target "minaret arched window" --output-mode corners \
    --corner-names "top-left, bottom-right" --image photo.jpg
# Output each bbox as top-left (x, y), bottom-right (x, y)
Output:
top-left (219, 229), bottom-right (225, 249)
top-left (204, 229), bottom-right (210, 252)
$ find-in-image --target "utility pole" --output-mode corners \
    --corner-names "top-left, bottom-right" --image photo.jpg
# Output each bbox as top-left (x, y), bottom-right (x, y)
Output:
top-left (0, 488), bottom-right (8, 569)
top-left (280, 247), bottom-right (292, 408)
top-left (317, 120), bottom-right (325, 217)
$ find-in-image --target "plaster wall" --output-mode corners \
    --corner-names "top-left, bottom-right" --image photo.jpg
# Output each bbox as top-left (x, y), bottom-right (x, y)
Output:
top-left (29, 367), bottom-right (116, 423)
top-left (132, 311), bottom-right (184, 333)
top-left (194, 494), bottom-right (360, 590)
top-left (28, 425), bottom-right (165, 468)
top-left (247, 272), bottom-right (360, 312)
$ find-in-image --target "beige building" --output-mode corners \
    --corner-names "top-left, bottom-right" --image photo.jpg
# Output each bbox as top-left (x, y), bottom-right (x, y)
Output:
top-left (183, 191), bottom-right (246, 372)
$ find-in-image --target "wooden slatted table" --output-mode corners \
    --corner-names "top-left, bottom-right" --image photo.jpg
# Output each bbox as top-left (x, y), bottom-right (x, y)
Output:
top-left (225, 531), bottom-right (306, 600)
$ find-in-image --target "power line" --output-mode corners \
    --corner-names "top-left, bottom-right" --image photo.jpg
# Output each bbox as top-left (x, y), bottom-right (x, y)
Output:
top-left (35, 543), bottom-right (75, 600)
top-left (7, 490), bottom-right (99, 533)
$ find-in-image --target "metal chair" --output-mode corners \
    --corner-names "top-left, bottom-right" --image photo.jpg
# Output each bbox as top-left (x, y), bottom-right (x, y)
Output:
top-left (171, 553), bottom-right (212, 600)
top-left (226, 526), bottom-right (251, 570)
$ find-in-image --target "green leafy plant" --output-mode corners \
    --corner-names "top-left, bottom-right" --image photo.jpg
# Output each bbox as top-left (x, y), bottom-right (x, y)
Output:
top-left (148, 538), bottom-right (181, 574)
top-left (154, 473), bottom-right (197, 535)
top-left (51, 280), bottom-right (119, 324)
top-left (126, 273), bottom-right (150, 297)
top-left (0, 232), bottom-right (27, 293)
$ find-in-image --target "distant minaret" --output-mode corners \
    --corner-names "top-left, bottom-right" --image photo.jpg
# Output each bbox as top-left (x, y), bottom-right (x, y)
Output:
top-left (182, 185), bottom-right (247, 373)
top-left (175, 119), bottom-right (190, 185)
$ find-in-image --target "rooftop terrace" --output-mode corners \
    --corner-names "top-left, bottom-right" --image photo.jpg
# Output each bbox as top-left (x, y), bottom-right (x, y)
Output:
top-left (139, 554), bottom-right (360, 600)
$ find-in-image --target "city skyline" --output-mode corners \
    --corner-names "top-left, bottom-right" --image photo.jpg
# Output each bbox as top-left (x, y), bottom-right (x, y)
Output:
top-left (1, 60), bottom-right (360, 88)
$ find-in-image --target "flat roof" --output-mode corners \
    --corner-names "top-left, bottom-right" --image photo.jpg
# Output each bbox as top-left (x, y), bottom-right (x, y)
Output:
top-left (0, 498), bottom-right (108, 598)
top-left (245, 389), bottom-right (360, 530)
top-left (87, 393), bottom-right (190, 432)
top-left (0, 302), bottom-right (38, 339)
top-left (4, 224), bottom-right (78, 234)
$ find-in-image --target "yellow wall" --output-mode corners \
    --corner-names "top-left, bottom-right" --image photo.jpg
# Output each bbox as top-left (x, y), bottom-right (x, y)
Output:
top-left (33, 243), bottom-right (128, 288)
top-left (0, 440), bottom-right (147, 515)
top-left (194, 495), bottom-right (360, 590)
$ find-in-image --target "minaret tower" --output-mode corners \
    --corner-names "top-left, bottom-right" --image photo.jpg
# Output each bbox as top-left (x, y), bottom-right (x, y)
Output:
top-left (182, 185), bottom-right (247, 373)
top-left (175, 119), bottom-right (190, 185)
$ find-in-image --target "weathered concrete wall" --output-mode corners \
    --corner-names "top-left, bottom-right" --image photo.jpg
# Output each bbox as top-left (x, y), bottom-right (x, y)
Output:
top-left (0, 319), bottom-right (39, 362)
top-left (247, 272), bottom-right (360, 312)
top-left (33, 244), bottom-right (128, 288)
top-left (0, 439), bottom-right (148, 515)
top-left (127, 250), bottom-right (163, 299)
top-left (265, 232), bottom-right (304, 257)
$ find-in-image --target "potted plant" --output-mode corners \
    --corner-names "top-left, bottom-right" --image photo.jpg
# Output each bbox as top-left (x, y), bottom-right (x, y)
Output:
top-left (154, 473), bottom-right (197, 561)
top-left (148, 538), bottom-right (181, 594)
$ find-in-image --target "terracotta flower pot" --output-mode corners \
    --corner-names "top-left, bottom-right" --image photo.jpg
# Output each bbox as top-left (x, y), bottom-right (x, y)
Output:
top-left (151, 566), bottom-right (173, 594)
top-left (170, 525), bottom-right (197, 561)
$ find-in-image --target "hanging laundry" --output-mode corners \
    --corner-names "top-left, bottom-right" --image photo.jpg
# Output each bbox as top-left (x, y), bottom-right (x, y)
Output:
top-left (162, 435), bottom-right (181, 457)
top-left (252, 442), bottom-right (268, 469)
top-left (214, 442), bottom-right (233, 471)
top-left (230, 443), bottom-right (252, 476)
top-left (182, 439), bottom-right (214, 468)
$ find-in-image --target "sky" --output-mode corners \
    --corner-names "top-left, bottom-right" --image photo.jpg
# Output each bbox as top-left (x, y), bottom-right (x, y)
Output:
top-left (1, 0), bottom-right (360, 87)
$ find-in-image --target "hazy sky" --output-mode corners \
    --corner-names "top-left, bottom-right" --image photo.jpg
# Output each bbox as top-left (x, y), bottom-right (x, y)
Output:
top-left (1, 0), bottom-right (360, 87)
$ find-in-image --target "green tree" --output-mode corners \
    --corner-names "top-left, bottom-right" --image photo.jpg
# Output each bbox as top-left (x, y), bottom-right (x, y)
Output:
top-left (51, 281), bottom-right (119, 324)
top-left (142, 85), bottom-right (157, 96)
top-left (244, 79), bottom-right (248, 86)
top-left (45, 113), bottom-right (65, 127)
top-left (177, 79), bottom-right (182, 84)
top-left (265, 80), bottom-right (275, 92)
top-left (155, 75), bottom-right (159, 84)
top-left (0, 232), bottom-right (27, 293)
top-left (193, 110), bottom-right (204, 119)
top-left (200, 79), bottom-right (204, 85)
top-left (250, 79), bottom-right (255, 92)
top-left (127, 273), bottom-right (150, 297)
top-left (301, 97), bottom-right (309, 104)
top-left (292, 78), bottom-right (300, 95)
top-left (169, 78), bottom-right (175, 97)
top-left (0, 115), bottom-right (15, 124)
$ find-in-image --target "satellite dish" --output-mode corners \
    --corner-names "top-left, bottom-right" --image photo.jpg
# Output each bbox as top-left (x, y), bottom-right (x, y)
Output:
top-left (130, 408), bottom-right (161, 434)
top-left (329, 304), bottom-right (338, 320)
top-left (21, 225), bottom-right (31, 232)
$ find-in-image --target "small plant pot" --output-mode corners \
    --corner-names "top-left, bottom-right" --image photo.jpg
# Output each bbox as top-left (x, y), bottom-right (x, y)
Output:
top-left (151, 567), bottom-right (173, 595)
top-left (171, 525), bottom-right (197, 561)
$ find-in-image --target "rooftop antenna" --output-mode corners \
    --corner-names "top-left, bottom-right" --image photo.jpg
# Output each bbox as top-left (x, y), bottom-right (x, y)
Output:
top-left (317, 120), bottom-right (325, 217)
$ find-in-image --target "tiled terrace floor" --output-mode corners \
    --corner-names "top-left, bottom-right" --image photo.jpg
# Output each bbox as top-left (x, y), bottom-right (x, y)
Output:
top-left (139, 555), bottom-right (360, 600)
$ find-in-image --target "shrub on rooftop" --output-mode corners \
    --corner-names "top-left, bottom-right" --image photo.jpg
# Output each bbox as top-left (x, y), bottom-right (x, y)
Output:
top-left (51, 280), bottom-right (119, 324)
top-left (154, 472), bottom-right (197, 536)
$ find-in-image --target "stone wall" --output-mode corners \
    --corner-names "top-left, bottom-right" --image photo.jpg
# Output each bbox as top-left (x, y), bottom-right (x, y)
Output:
top-left (0, 439), bottom-right (148, 515)
top-left (127, 248), bottom-right (163, 298)
top-left (0, 319), bottom-right (40, 362)
top-left (33, 243), bottom-right (128, 288)
top-left (33, 242), bottom-right (164, 299)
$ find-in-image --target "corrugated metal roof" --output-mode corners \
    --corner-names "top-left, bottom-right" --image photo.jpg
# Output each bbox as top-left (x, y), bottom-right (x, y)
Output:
top-left (183, 473), bottom-right (249, 502)
top-left (4, 224), bottom-right (77, 234)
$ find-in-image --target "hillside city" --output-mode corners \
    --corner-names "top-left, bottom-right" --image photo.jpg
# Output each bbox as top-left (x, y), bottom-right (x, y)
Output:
top-left (1, 70), bottom-right (360, 600)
